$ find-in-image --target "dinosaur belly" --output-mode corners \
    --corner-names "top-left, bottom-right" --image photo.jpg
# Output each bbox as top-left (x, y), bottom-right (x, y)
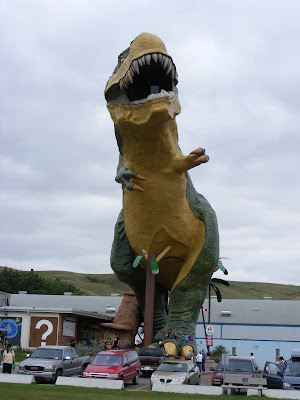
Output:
top-left (123, 172), bottom-right (205, 290)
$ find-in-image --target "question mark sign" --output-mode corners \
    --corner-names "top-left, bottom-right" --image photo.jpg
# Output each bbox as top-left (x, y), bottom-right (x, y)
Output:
top-left (35, 320), bottom-right (53, 346)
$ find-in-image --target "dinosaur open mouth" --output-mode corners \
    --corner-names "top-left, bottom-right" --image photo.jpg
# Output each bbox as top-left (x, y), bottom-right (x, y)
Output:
top-left (106, 53), bottom-right (177, 106)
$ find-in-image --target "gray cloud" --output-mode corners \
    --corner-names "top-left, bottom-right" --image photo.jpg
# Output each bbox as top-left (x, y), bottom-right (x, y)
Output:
top-left (1, 0), bottom-right (300, 285)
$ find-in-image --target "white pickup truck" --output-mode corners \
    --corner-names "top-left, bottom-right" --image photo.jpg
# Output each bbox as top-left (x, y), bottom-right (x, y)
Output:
top-left (18, 345), bottom-right (90, 383)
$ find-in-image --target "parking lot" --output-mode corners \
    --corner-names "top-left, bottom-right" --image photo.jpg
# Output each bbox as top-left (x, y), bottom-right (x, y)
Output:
top-left (4, 363), bottom-right (213, 391)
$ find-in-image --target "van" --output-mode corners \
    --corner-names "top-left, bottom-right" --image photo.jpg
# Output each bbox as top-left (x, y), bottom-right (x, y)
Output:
top-left (83, 349), bottom-right (141, 384)
top-left (211, 356), bottom-right (260, 386)
top-left (291, 349), bottom-right (300, 362)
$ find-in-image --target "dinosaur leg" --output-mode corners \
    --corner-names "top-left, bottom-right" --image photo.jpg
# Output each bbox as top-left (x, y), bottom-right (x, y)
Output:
top-left (155, 250), bottom-right (217, 355)
top-left (111, 210), bottom-right (167, 337)
top-left (154, 187), bottom-right (219, 355)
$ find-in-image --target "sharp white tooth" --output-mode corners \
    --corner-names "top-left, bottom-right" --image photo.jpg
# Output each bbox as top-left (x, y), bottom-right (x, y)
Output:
top-left (166, 63), bottom-right (172, 75)
top-left (161, 89), bottom-right (169, 97)
top-left (148, 94), bottom-right (156, 100)
top-left (163, 57), bottom-right (169, 69)
top-left (127, 70), bottom-right (133, 84)
top-left (130, 66), bottom-right (135, 77)
top-left (145, 54), bottom-right (151, 65)
top-left (152, 53), bottom-right (158, 63)
top-left (119, 79), bottom-right (124, 90)
top-left (140, 56), bottom-right (145, 66)
top-left (132, 60), bottom-right (139, 74)
top-left (158, 54), bottom-right (162, 62)
top-left (171, 67), bottom-right (175, 79)
top-left (161, 55), bottom-right (166, 66)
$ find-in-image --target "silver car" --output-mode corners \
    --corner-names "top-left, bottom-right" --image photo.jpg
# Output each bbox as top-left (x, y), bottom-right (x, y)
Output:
top-left (150, 358), bottom-right (201, 388)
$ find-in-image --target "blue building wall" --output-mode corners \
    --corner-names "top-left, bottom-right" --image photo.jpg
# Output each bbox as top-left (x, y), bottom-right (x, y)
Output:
top-left (196, 320), bottom-right (300, 368)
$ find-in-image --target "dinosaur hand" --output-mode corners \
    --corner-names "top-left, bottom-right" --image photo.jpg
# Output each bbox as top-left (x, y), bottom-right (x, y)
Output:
top-left (189, 147), bottom-right (209, 166)
top-left (174, 147), bottom-right (209, 172)
top-left (115, 167), bottom-right (147, 192)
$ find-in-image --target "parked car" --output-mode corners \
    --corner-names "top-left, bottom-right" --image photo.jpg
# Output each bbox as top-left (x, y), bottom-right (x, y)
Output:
top-left (18, 345), bottom-right (90, 383)
top-left (263, 360), bottom-right (300, 390)
top-left (150, 358), bottom-right (200, 388)
top-left (83, 349), bottom-right (140, 384)
top-left (139, 346), bottom-right (165, 375)
top-left (211, 356), bottom-right (260, 386)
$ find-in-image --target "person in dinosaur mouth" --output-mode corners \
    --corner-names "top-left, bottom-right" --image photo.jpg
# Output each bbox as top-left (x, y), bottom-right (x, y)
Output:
top-left (105, 32), bottom-right (219, 356)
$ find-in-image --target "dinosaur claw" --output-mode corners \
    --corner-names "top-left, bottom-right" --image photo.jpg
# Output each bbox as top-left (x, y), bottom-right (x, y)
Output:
top-left (135, 174), bottom-right (147, 181)
top-left (194, 155), bottom-right (209, 164)
top-left (132, 184), bottom-right (145, 192)
top-left (190, 147), bottom-right (205, 156)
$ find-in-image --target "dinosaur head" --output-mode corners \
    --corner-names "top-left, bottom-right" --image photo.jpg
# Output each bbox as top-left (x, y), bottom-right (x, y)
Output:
top-left (105, 33), bottom-right (180, 127)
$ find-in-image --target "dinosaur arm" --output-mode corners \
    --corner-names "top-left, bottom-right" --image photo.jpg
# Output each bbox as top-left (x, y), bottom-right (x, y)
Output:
top-left (115, 153), bottom-right (147, 192)
top-left (114, 125), bottom-right (147, 192)
top-left (174, 147), bottom-right (209, 172)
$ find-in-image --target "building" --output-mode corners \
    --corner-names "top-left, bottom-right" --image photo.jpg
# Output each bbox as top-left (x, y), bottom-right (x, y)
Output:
top-left (1, 292), bottom-right (300, 368)
top-left (197, 298), bottom-right (300, 368)
top-left (0, 292), bottom-right (122, 349)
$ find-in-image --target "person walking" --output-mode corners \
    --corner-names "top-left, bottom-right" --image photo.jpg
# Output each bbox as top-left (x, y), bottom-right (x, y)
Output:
top-left (2, 344), bottom-right (15, 374)
top-left (112, 333), bottom-right (120, 349)
top-left (201, 349), bottom-right (207, 372)
top-left (196, 350), bottom-right (203, 373)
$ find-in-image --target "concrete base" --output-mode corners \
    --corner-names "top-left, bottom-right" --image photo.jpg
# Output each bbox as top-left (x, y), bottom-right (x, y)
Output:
top-left (152, 383), bottom-right (223, 395)
top-left (0, 374), bottom-right (34, 384)
top-left (264, 390), bottom-right (300, 399)
top-left (56, 376), bottom-right (124, 389)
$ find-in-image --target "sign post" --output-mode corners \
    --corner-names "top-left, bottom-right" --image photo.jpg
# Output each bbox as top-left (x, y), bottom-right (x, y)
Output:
top-left (206, 325), bottom-right (214, 348)
top-left (222, 353), bottom-right (229, 383)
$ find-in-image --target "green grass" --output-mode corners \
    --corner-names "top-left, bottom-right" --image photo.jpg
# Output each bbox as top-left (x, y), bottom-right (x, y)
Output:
top-left (0, 383), bottom-right (274, 400)
top-left (14, 350), bottom-right (28, 363)
top-left (2, 266), bottom-right (300, 299)
top-left (38, 270), bottom-right (300, 299)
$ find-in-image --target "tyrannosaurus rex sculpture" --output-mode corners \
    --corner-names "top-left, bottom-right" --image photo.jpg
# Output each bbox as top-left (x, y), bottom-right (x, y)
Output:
top-left (105, 33), bottom-right (219, 356)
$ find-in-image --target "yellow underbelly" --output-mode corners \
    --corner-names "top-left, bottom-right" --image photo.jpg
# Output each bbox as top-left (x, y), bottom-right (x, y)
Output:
top-left (123, 171), bottom-right (205, 290)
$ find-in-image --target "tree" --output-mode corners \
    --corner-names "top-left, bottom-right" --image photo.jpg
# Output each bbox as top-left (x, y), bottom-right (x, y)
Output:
top-left (0, 267), bottom-right (82, 295)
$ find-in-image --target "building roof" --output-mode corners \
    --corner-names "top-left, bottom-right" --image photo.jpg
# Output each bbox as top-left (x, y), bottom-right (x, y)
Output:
top-left (202, 298), bottom-right (300, 326)
top-left (2, 294), bottom-right (300, 327)
top-left (9, 293), bottom-right (123, 316)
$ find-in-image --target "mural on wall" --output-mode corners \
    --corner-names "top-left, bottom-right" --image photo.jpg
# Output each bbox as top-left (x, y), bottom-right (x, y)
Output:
top-left (0, 317), bottom-right (22, 347)
top-left (29, 317), bottom-right (58, 347)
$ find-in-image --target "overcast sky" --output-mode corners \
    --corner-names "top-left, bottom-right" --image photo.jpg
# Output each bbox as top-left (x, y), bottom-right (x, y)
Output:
top-left (1, 0), bottom-right (300, 286)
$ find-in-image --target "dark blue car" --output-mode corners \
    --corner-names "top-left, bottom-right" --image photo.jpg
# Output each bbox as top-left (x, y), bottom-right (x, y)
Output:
top-left (263, 361), bottom-right (300, 390)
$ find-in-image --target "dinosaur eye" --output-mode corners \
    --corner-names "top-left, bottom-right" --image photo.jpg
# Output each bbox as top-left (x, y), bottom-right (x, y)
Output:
top-left (119, 56), bottom-right (125, 64)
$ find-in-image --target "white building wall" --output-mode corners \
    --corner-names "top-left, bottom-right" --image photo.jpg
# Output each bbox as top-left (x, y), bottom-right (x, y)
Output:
top-left (0, 311), bottom-right (59, 349)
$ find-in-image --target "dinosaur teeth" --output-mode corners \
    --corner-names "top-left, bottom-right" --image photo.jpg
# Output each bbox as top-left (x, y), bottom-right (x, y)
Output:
top-left (166, 63), bottom-right (173, 75)
top-left (139, 56), bottom-right (145, 66)
top-left (119, 54), bottom-right (176, 92)
top-left (131, 90), bottom-right (175, 105)
top-left (132, 60), bottom-right (139, 74)
top-left (152, 53), bottom-right (158, 63)
top-left (145, 54), bottom-right (151, 65)
top-left (127, 69), bottom-right (133, 84)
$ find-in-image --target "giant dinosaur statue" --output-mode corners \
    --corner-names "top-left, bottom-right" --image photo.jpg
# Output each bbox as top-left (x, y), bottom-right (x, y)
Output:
top-left (105, 33), bottom-right (219, 356)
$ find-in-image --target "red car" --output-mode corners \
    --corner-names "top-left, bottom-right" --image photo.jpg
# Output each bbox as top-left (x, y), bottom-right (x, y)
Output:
top-left (83, 349), bottom-right (141, 384)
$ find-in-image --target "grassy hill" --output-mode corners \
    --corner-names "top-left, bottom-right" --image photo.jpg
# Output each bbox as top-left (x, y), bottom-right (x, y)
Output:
top-left (33, 270), bottom-right (300, 300)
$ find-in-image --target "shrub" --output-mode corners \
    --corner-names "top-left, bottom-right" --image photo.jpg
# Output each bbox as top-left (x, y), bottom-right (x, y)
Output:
top-left (211, 344), bottom-right (228, 362)
top-left (75, 339), bottom-right (105, 356)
